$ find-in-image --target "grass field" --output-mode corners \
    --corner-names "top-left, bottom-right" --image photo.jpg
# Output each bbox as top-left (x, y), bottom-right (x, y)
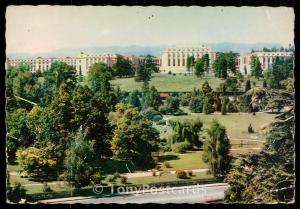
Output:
top-left (110, 74), bottom-right (224, 92)
top-left (157, 151), bottom-right (208, 171)
top-left (167, 112), bottom-right (277, 140)
top-left (110, 73), bottom-right (264, 92)
top-left (127, 172), bottom-right (214, 185)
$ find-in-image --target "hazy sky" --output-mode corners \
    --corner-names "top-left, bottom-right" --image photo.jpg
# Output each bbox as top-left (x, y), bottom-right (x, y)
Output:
top-left (6, 6), bottom-right (294, 54)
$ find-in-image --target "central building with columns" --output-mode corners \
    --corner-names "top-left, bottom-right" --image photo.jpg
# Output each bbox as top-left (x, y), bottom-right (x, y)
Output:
top-left (159, 45), bottom-right (216, 73)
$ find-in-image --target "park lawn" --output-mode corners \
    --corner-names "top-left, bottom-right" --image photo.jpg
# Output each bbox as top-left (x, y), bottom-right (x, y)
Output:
top-left (158, 151), bottom-right (208, 171)
top-left (110, 74), bottom-right (225, 92)
top-left (167, 112), bottom-right (277, 141)
top-left (126, 172), bottom-right (214, 185)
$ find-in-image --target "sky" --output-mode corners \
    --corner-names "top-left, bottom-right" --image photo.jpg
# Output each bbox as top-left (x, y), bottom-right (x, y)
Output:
top-left (6, 6), bottom-right (294, 54)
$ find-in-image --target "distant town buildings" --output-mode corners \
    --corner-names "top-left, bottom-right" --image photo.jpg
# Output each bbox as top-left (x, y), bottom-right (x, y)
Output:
top-left (237, 51), bottom-right (293, 75)
top-left (6, 52), bottom-right (119, 76)
top-left (159, 45), bottom-right (216, 73)
top-left (6, 45), bottom-right (293, 76)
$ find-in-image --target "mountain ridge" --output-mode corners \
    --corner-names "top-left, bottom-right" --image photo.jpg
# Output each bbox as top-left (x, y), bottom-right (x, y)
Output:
top-left (6, 42), bottom-right (284, 59)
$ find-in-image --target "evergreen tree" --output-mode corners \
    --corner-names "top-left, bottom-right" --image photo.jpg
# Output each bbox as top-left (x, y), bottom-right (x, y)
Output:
top-left (195, 58), bottom-right (205, 78)
top-left (61, 128), bottom-right (95, 191)
top-left (213, 53), bottom-right (228, 79)
top-left (245, 80), bottom-right (251, 92)
top-left (128, 90), bottom-right (141, 110)
top-left (250, 56), bottom-right (263, 79)
top-left (203, 120), bottom-right (231, 178)
top-left (221, 96), bottom-right (228, 115)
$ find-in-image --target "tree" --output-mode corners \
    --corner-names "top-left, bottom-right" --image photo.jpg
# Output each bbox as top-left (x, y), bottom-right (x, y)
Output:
top-left (112, 55), bottom-right (135, 77)
top-left (189, 96), bottom-right (203, 113)
top-left (202, 97), bottom-right (212, 114)
top-left (165, 94), bottom-right (180, 114)
top-left (43, 61), bottom-right (77, 90)
top-left (245, 80), bottom-right (251, 92)
top-left (202, 81), bottom-right (213, 98)
top-left (250, 56), bottom-right (263, 79)
top-left (128, 90), bottom-right (141, 110)
top-left (61, 129), bottom-right (95, 191)
top-left (6, 108), bottom-right (34, 163)
top-left (7, 182), bottom-right (27, 203)
top-left (202, 54), bottom-right (210, 74)
top-left (186, 55), bottom-right (195, 74)
top-left (280, 78), bottom-right (294, 92)
top-left (88, 63), bottom-right (112, 94)
top-left (264, 57), bottom-right (294, 89)
top-left (225, 77), bottom-right (240, 92)
top-left (111, 104), bottom-right (159, 167)
top-left (226, 52), bottom-right (237, 74)
top-left (16, 142), bottom-right (59, 179)
top-left (221, 96), bottom-right (228, 115)
top-left (169, 119), bottom-right (203, 148)
top-left (135, 55), bottom-right (158, 82)
top-left (225, 109), bottom-right (295, 203)
top-left (12, 71), bottom-right (40, 110)
top-left (203, 120), bottom-right (231, 178)
top-left (195, 58), bottom-right (205, 78)
top-left (213, 53), bottom-right (228, 79)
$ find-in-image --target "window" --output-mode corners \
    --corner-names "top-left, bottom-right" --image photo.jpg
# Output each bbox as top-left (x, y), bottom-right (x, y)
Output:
top-left (173, 59), bottom-right (175, 66)
top-left (168, 59), bottom-right (170, 66)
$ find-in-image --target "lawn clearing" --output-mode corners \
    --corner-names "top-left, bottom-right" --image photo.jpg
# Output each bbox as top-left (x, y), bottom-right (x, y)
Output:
top-left (158, 151), bottom-right (208, 171)
top-left (167, 112), bottom-right (277, 141)
top-left (110, 74), bottom-right (224, 92)
top-left (126, 172), bottom-right (214, 185)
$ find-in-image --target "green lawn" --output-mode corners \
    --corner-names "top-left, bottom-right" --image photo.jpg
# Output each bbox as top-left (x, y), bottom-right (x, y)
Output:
top-left (110, 74), bottom-right (224, 92)
top-left (157, 151), bottom-right (208, 171)
top-left (110, 73), bottom-right (264, 92)
top-left (167, 112), bottom-right (277, 140)
top-left (127, 172), bottom-right (214, 185)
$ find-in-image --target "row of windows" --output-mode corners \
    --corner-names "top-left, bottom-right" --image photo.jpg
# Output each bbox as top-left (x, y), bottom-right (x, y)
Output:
top-left (168, 59), bottom-right (186, 67)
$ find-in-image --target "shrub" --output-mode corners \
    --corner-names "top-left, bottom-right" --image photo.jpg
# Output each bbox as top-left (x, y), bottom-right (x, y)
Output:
top-left (120, 176), bottom-right (127, 184)
top-left (152, 114), bottom-right (163, 122)
top-left (91, 171), bottom-right (103, 184)
top-left (7, 182), bottom-right (27, 203)
top-left (206, 170), bottom-right (211, 175)
top-left (113, 172), bottom-right (121, 180)
top-left (168, 70), bottom-right (172, 75)
top-left (248, 124), bottom-right (254, 133)
top-left (163, 161), bottom-right (171, 168)
top-left (141, 107), bottom-right (163, 121)
top-left (152, 171), bottom-right (156, 176)
top-left (171, 142), bottom-right (192, 153)
top-left (156, 119), bottom-right (166, 125)
top-left (189, 96), bottom-right (203, 113)
top-left (107, 175), bottom-right (115, 182)
top-left (227, 102), bottom-right (238, 113)
top-left (42, 182), bottom-right (52, 193)
top-left (176, 170), bottom-right (188, 179)
top-left (173, 73), bottom-right (176, 76)
top-left (187, 170), bottom-right (193, 176)
top-left (179, 93), bottom-right (192, 106)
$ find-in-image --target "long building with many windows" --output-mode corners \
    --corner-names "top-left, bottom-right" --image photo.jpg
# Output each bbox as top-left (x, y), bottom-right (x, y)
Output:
top-left (237, 51), bottom-right (293, 75)
top-left (6, 52), bottom-right (118, 76)
top-left (159, 45), bottom-right (216, 73)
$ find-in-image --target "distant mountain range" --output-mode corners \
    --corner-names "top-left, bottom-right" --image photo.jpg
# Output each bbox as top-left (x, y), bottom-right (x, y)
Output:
top-left (6, 42), bottom-right (284, 59)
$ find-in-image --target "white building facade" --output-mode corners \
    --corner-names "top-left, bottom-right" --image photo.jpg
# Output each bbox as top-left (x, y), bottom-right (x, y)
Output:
top-left (159, 45), bottom-right (216, 73)
top-left (237, 51), bottom-right (293, 75)
top-left (6, 52), bottom-right (118, 76)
